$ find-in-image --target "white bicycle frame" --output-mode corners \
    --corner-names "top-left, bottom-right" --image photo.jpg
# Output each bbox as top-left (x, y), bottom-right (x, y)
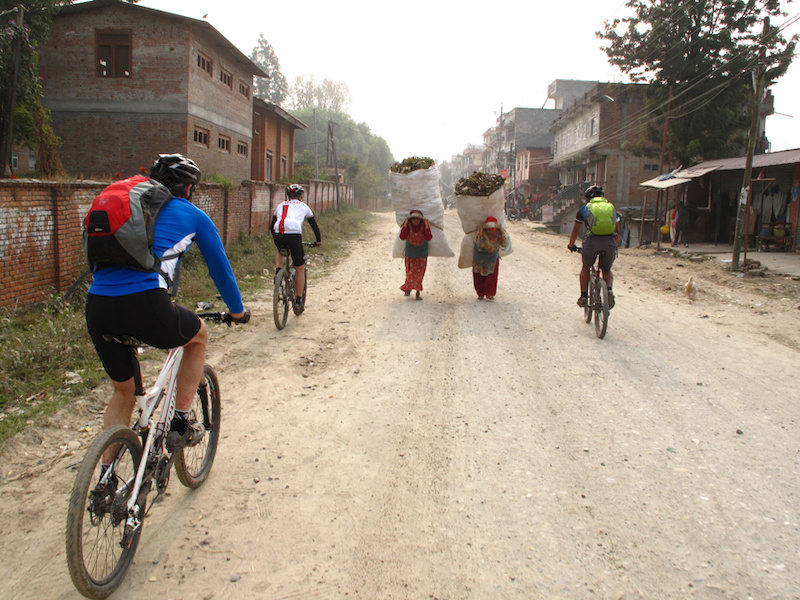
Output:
top-left (125, 345), bottom-right (184, 516)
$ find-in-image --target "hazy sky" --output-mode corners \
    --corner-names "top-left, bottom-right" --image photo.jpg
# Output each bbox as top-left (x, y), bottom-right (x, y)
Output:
top-left (138, 0), bottom-right (800, 165)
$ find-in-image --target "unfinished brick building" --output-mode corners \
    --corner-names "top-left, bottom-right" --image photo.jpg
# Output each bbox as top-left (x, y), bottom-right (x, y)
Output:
top-left (39, 0), bottom-right (267, 182)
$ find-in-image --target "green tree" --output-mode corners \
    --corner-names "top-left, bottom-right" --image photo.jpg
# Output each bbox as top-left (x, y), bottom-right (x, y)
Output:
top-left (289, 75), bottom-right (351, 112)
top-left (598, 0), bottom-right (797, 166)
top-left (249, 33), bottom-right (288, 105)
top-left (290, 106), bottom-right (393, 200)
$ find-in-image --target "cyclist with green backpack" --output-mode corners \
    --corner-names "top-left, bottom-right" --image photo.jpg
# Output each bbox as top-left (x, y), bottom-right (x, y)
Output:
top-left (568, 185), bottom-right (621, 309)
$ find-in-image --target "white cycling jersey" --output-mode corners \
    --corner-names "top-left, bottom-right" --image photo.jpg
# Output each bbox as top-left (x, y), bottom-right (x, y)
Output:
top-left (273, 199), bottom-right (314, 235)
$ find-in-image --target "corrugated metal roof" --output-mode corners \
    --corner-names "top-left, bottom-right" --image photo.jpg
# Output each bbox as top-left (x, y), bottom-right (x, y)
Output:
top-left (685, 148), bottom-right (800, 172)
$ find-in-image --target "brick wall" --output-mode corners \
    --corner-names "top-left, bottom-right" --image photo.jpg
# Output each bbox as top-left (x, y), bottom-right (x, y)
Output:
top-left (0, 179), bottom-right (352, 309)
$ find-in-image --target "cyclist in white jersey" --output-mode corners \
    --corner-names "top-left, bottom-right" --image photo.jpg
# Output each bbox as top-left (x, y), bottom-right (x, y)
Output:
top-left (270, 184), bottom-right (321, 308)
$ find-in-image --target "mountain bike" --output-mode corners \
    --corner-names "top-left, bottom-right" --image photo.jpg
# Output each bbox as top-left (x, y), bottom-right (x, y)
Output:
top-left (576, 247), bottom-right (610, 339)
top-left (65, 311), bottom-right (236, 599)
top-left (273, 242), bottom-right (315, 330)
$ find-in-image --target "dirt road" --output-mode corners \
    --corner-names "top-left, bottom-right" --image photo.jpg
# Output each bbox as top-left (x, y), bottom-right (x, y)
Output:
top-left (2, 210), bottom-right (800, 599)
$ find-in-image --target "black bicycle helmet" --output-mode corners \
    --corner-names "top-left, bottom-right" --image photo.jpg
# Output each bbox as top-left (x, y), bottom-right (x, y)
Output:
top-left (584, 185), bottom-right (604, 200)
top-left (150, 154), bottom-right (201, 188)
top-left (286, 183), bottom-right (305, 199)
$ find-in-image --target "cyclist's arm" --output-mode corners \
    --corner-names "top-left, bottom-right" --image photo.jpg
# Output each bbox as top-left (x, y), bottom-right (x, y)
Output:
top-left (269, 214), bottom-right (277, 239)
top-left (307, 215), bottom-right (322, 245)
top-left (193, 211), bottom-right (245, 314)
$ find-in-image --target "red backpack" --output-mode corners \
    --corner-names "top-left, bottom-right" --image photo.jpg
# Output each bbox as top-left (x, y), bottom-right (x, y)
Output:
top-left (65, 176), bottom-right (183, 299)
top-left (83, 175), bottom-right (175, 273)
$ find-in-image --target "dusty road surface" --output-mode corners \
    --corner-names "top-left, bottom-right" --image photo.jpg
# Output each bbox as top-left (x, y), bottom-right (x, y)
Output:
top-left (2, 210), bottom-right (800, 600)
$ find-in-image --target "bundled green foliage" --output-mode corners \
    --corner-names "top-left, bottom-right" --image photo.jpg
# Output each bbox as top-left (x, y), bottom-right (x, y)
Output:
top-left (390, 156), bottom-right (435, 174)
top-left (454, 171), bottom-right (505, 196)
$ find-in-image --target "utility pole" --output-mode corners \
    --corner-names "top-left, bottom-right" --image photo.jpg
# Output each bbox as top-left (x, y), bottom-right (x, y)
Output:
top-left (1, 6), bottom-right (24, 178)
top-left (313, 108), bottom-right (318, 180)
top-left (328, 121), bottom-right (340, 212)
top-left (654, 85), bottom-right (672, 250)
top-left (732, 17), bottom-right (769, 271)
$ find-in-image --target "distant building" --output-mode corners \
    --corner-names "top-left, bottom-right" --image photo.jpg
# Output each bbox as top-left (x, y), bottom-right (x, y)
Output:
top-left (39, 0), bottom-right (267, 182)
top-left (451, 144), bottom-right (483, 182)
top-left (482, 81), bottom-right (597, 197)
top-left (251, 99), bottom-right (307, 182)
top-left (550, 81), bottom-right (656, 207)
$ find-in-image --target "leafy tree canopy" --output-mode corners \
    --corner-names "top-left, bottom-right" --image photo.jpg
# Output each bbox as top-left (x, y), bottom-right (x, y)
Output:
top-left (249, 33), bottom-right (288, 105)
top-left (289, 75), bottom-right (351, 112)
top-left (291, 106), bottom-right (394, 199)
top-left (598, 0), bottom-right (797, 166)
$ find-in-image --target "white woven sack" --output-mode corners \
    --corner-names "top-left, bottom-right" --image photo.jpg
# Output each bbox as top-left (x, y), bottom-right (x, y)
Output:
top-left (389, 165), bottom-right (445, 227)
top-left (392, 226), bottom-right (455, 258)
top-left (389, 164), bottom-right (453, 258)
top-left (455, 188), bottom-right (506, 234)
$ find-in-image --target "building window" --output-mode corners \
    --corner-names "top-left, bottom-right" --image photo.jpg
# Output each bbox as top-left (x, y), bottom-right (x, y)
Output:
top-left (281, 156), bottom-right (287, 178)
top-left (197, 52), bottom-right (212, 76)
top-left (11, 152), bottom-right (19, 170)
top-left (237, 142), bottom-right (248, 157)
top-left (590, 117), bottom-right (598, 137)
top-left (239, 81), bottom-right (250, 98)
top-left (96, 31), bottom-right (131, 78)
top-left (218, 135), bottom-right (231, 153)
top-left (193, 127), bottom-right (209, 147)
top-left (644, 163), bottom-right (659, 171)
top-left (219, 68), bottom-right (232, 89)
top-left (265, 151), bottom-right (273, 180)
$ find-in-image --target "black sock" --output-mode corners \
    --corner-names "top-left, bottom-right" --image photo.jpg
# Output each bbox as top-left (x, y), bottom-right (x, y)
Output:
top-left (580, 292), bottom-right (588, 298)
top-left (171, 410), bottom-right (189, 435)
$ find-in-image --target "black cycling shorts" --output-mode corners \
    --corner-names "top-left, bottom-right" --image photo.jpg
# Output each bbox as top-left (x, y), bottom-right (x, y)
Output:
top-left (86, 289), bottom-right (201, 382)
top-left (272, 232), bottom-right (306, 266)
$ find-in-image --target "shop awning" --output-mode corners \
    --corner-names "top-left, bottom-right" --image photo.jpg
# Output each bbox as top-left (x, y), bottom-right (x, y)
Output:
top-left (640, 173), bottom-right (692, 189)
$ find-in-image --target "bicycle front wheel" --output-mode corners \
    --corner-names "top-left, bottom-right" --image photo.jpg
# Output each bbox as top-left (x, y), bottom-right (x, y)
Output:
top-left (66, 425), bottom-right (143, 599)
top-left (594, 278), bottom-right (609, 339)
top-left (175, 365), bottom-right (221, 488)
top-left (273, 268), bottom-right (290, 330)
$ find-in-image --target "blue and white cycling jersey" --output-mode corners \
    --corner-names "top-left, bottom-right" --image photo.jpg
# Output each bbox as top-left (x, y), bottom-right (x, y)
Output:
top-left (88, 196), bottom-right (244, 314)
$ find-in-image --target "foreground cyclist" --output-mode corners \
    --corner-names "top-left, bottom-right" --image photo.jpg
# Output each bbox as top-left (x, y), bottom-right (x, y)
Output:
top-left (270, 184), bottom-right (322, 310)
top-left (85, 154), bottom-right (250, 467)
top-left (567, 185), bottom-right (621, 309)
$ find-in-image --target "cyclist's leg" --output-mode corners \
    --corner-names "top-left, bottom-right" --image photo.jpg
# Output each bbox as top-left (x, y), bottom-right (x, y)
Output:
top-left (295, 264), bottom-right (306, 302)
top-left (175, 321), bottom-right (208, 412)
top-left (285, 235), bottom-right (306, 302)
top-left (597, 238), bottom-right (616, 289)
top-left (87, 293), bottom-right (141, 462)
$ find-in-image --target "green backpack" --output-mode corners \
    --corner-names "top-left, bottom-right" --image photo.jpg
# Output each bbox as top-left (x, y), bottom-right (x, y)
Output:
top-left (586, 198), bottom-right (616, 235)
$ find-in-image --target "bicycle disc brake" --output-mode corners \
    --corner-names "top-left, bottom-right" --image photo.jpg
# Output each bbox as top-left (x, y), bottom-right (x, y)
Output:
top-left (122, 480), bottom-right (150, 549)
top-left (154, 454), bottom-right (171, 496)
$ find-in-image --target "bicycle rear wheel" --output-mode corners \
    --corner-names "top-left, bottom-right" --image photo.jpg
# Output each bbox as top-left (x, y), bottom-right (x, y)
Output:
top-left (594, 278), bottom-right (609, 339)
top-left (273, 268), bottom-right (290, 330)
top-left (175, 365), bottom-right (221, 488)
top-left (66, 425), bottom-right (143, 599)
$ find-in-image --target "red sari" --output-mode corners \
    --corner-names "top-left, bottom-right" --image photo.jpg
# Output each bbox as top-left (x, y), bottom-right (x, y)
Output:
top-left (399, 220), bottom-right (432, 293)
